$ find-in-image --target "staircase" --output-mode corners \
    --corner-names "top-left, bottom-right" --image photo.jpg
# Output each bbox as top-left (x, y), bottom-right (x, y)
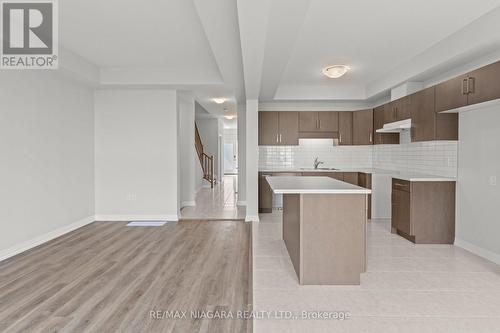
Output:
top-left (195, 123), bottom-right (216, 188)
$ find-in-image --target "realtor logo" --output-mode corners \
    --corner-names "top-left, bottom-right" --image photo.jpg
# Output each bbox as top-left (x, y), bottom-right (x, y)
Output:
top-left (1, 0), bottom-right (58, 69)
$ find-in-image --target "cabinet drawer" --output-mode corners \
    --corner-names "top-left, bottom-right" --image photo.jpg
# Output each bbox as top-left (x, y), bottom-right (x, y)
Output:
top-left (392, 179), bottom-right (410, 192)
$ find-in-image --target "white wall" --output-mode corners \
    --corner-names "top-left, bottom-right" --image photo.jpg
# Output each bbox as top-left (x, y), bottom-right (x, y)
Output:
top-left (246, 100), bottom-right (259, 221)
top-left (456, 104), bottom-right (500, 264)
top-left (237, 104), bottom-right (246, 204)
top-left (0, 71), bottom-right (95, 259)
top-left (178, 93), bottom-right (196, 207)
top-left (94, 89), bottom-right (179, 221)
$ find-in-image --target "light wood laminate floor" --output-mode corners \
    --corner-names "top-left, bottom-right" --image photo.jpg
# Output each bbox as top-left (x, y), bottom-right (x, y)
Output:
top-left (0, 220), bottom-right (251, 333)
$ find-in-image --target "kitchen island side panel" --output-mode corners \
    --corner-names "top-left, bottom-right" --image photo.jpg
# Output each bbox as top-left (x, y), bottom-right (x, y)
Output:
top-left (283, 194), bottom-right (301, 279)
top-left (300, 194), bottom-right (367, 285)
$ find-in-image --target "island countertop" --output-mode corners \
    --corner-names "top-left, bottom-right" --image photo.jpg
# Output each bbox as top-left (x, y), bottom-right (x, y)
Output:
top-left (266, 176), bottom-right (372, 194)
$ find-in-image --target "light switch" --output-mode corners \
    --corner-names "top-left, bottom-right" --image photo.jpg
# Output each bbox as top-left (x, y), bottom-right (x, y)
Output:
top-left (489, 176), bottom-right (497, 186)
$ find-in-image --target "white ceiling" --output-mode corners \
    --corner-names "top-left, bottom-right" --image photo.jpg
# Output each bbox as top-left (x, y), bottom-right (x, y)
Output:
top-left (261, 0), bottom-right (500, 101)
top-left (58, 0), bottom-right (500, 109)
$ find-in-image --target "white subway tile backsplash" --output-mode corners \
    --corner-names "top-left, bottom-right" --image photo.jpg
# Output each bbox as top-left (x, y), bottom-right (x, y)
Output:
top-left (259, 141), bottom-right (458, 177)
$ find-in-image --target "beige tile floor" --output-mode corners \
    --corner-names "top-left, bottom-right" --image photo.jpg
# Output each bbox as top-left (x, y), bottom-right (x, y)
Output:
top-left (180, 175), bottom-right (245, 220)
top-left (253, 211), bottom-right (500, 333)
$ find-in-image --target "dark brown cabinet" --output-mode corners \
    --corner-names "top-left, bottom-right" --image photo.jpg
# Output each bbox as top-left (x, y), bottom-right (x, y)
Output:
top-left (435, 75), bottom-right (469, 112)
top-left (391, 178), bottom-right (456, 244)
top-left (279, 112), bottom-right (300, 145)
top-left (299, 112), bottom-right (338, 132)
top-left (342, 172), bottom-right (358, 185)
top-left (258, 112), bottom-right (279, 145)
top-left (435, 60), bottom-right (500, 112)
top-left (410, 87), bottom-right (458, 142)
top-left (392, 180), bottom-right (411, 236)
top-left (258, 172), bottom-right (301, 213)
top-left (352, 109), bottom-right (373, 145)
top-left (258, 112), bottom-right (299, 145)
top-left (373, 106), bottom-right (399, 145)
top-left (258, 173), bottom-right (274, 213)
top-left (383, 103), bottom-right (396, 124)
top-left (467, 61), bottom-right (500, 105)
top-left (358, 173), bottom-right (372, 219)
top-left (410, 87), bottom-right (436, 142)
top-left (338, 112), bottom-right (353, 145)
top-left (302, 172), bottom-right (343, 180)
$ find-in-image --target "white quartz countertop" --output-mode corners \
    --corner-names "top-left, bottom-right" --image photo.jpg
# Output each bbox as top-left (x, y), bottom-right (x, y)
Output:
top-left (266, 176), bottom-right (372, 194)
top-left (259, 168), bottom-right (456, 182)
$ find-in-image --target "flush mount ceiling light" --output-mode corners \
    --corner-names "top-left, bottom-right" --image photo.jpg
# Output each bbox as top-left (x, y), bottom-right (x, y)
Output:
top-left (213, 98), bottom-right (226, 104)
top-left (322, 65), bottom-right (350, 79)
top-left (224, 115), bottom-right (236, 120)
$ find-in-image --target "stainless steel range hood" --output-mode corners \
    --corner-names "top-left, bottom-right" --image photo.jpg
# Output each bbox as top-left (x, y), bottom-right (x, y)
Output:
top-left (376, 118), bottom-right (411, 133)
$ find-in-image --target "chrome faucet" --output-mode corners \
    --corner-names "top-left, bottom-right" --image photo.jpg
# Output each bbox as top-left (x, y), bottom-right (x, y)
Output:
top-left (313, 157), bottom-right (324, 169)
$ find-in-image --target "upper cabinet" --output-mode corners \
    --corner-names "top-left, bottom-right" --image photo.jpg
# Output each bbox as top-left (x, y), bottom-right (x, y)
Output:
top-left (435, 75), bottom-right (469, 112)
top-left (299, 112), bottom-right (338, 132)
top-left (435, 60), bottom-right (500, 112)
top-left (373, 106), bottom-right (399, 145)
top-left (352, 109), bottom-right (373, 145)
top-left (384, 97), bottom-right (411, 123)
top-left (258, 111), bottom-right (299, 145)
top-left (410, 87), bottom-right (458, 142)
top-left (338, 112), bottom-right (353, 145)
top-left (467, 61), bottom-right (500, 105)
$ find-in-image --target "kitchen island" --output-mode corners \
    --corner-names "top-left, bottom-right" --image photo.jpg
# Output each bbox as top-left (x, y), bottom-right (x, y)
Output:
top-left (266, 176), bottom-right (371, 285)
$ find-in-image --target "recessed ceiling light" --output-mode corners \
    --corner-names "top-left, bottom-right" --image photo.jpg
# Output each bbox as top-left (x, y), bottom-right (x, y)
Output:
top-left (213, 98), bottom-right (226, 104)
top-left (322, 65), bottom-right (350, 79)
top-left (224, 115), bottom-right (236, 120)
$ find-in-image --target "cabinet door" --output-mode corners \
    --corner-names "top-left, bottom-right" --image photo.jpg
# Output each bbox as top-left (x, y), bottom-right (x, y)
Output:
top-left (353, 109), bottom-right (373, 145)
top-left (396, 96), bottom-right (411, 120)
top-left (318, 112), bottom-right (339, 132)
top-left (258, 112), bottom-right (279, 145)
top-left (467, 61), bottom-right (500, 105)
top-left (435, 75), bottom-right (468, 112)
top-left (299, 112), bottom-right (318, 132)
top-left (338, 112), bottom-right (353, 145)
top-left (384, 102), bottom-right (396, 123)
top-left (392, 189), bottom-right (411, 235)
top-left (278, 112), bottom-right (299, 145)
top-left (410, 87), bottom-right (436, 142)
top-left (373, 106), bottom-right (399, 144)
top-left (258, 173), bottom-right (273, 213)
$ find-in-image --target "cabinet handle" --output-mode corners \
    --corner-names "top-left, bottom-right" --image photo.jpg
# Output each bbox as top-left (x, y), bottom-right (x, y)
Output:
top-left (369, 132), bottom-right (373, 143)
top-left (279, 134), bottom-right (282, 143)
top-left (339, 133), bottom-right (342, 143)
top-left (318, 119), bottom-right (321, 129)
top-left (276, 133), bottom-right (278, 143)
top-left (468, 77), bottom-right (475, 94)
top-left (462, 78), bottom-right (468, 95)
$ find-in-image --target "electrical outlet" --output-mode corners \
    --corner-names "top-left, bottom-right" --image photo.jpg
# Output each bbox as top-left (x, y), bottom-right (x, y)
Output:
top-left (489, 176), bottom-right (497, 186)
top-left (126, 193), bottom-right (137, 201)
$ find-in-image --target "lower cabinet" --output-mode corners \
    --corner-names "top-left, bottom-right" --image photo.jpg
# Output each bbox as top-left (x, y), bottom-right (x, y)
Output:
top-left (258, 172), bottom-right (301, 213)
top-left (259, 171), bottom-right (373, 218)
top-left (391, 178), bottom-right (455, 244)
top-left (258, 173), bottom-right (274, 213)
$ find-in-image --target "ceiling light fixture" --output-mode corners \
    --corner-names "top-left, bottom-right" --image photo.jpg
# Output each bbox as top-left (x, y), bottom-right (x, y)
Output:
top-left (224, 115), bottom-right (235, 120)
top-left (213, 98), bottom-right (226, 104)
top-left (322, 65), bottom-right (350, 79)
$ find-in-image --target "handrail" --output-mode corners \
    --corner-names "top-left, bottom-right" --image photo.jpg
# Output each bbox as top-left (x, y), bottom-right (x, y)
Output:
top-left (195, 123), bottom-right (215, 188)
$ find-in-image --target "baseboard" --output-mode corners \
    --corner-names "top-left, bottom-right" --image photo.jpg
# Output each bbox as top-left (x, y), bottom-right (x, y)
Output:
top-left (0, 215), bottom-right (95, 263)
top-left (180, 201), bottom-right (196, 208)
top-left (94, 214), bottom-right (179, 222)
top-left (237, 201), bottom-right (247, 206)
top-left (454, 238), bottom-right (500, 265)
top-left (245, 215), bottom-right (260, 222)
